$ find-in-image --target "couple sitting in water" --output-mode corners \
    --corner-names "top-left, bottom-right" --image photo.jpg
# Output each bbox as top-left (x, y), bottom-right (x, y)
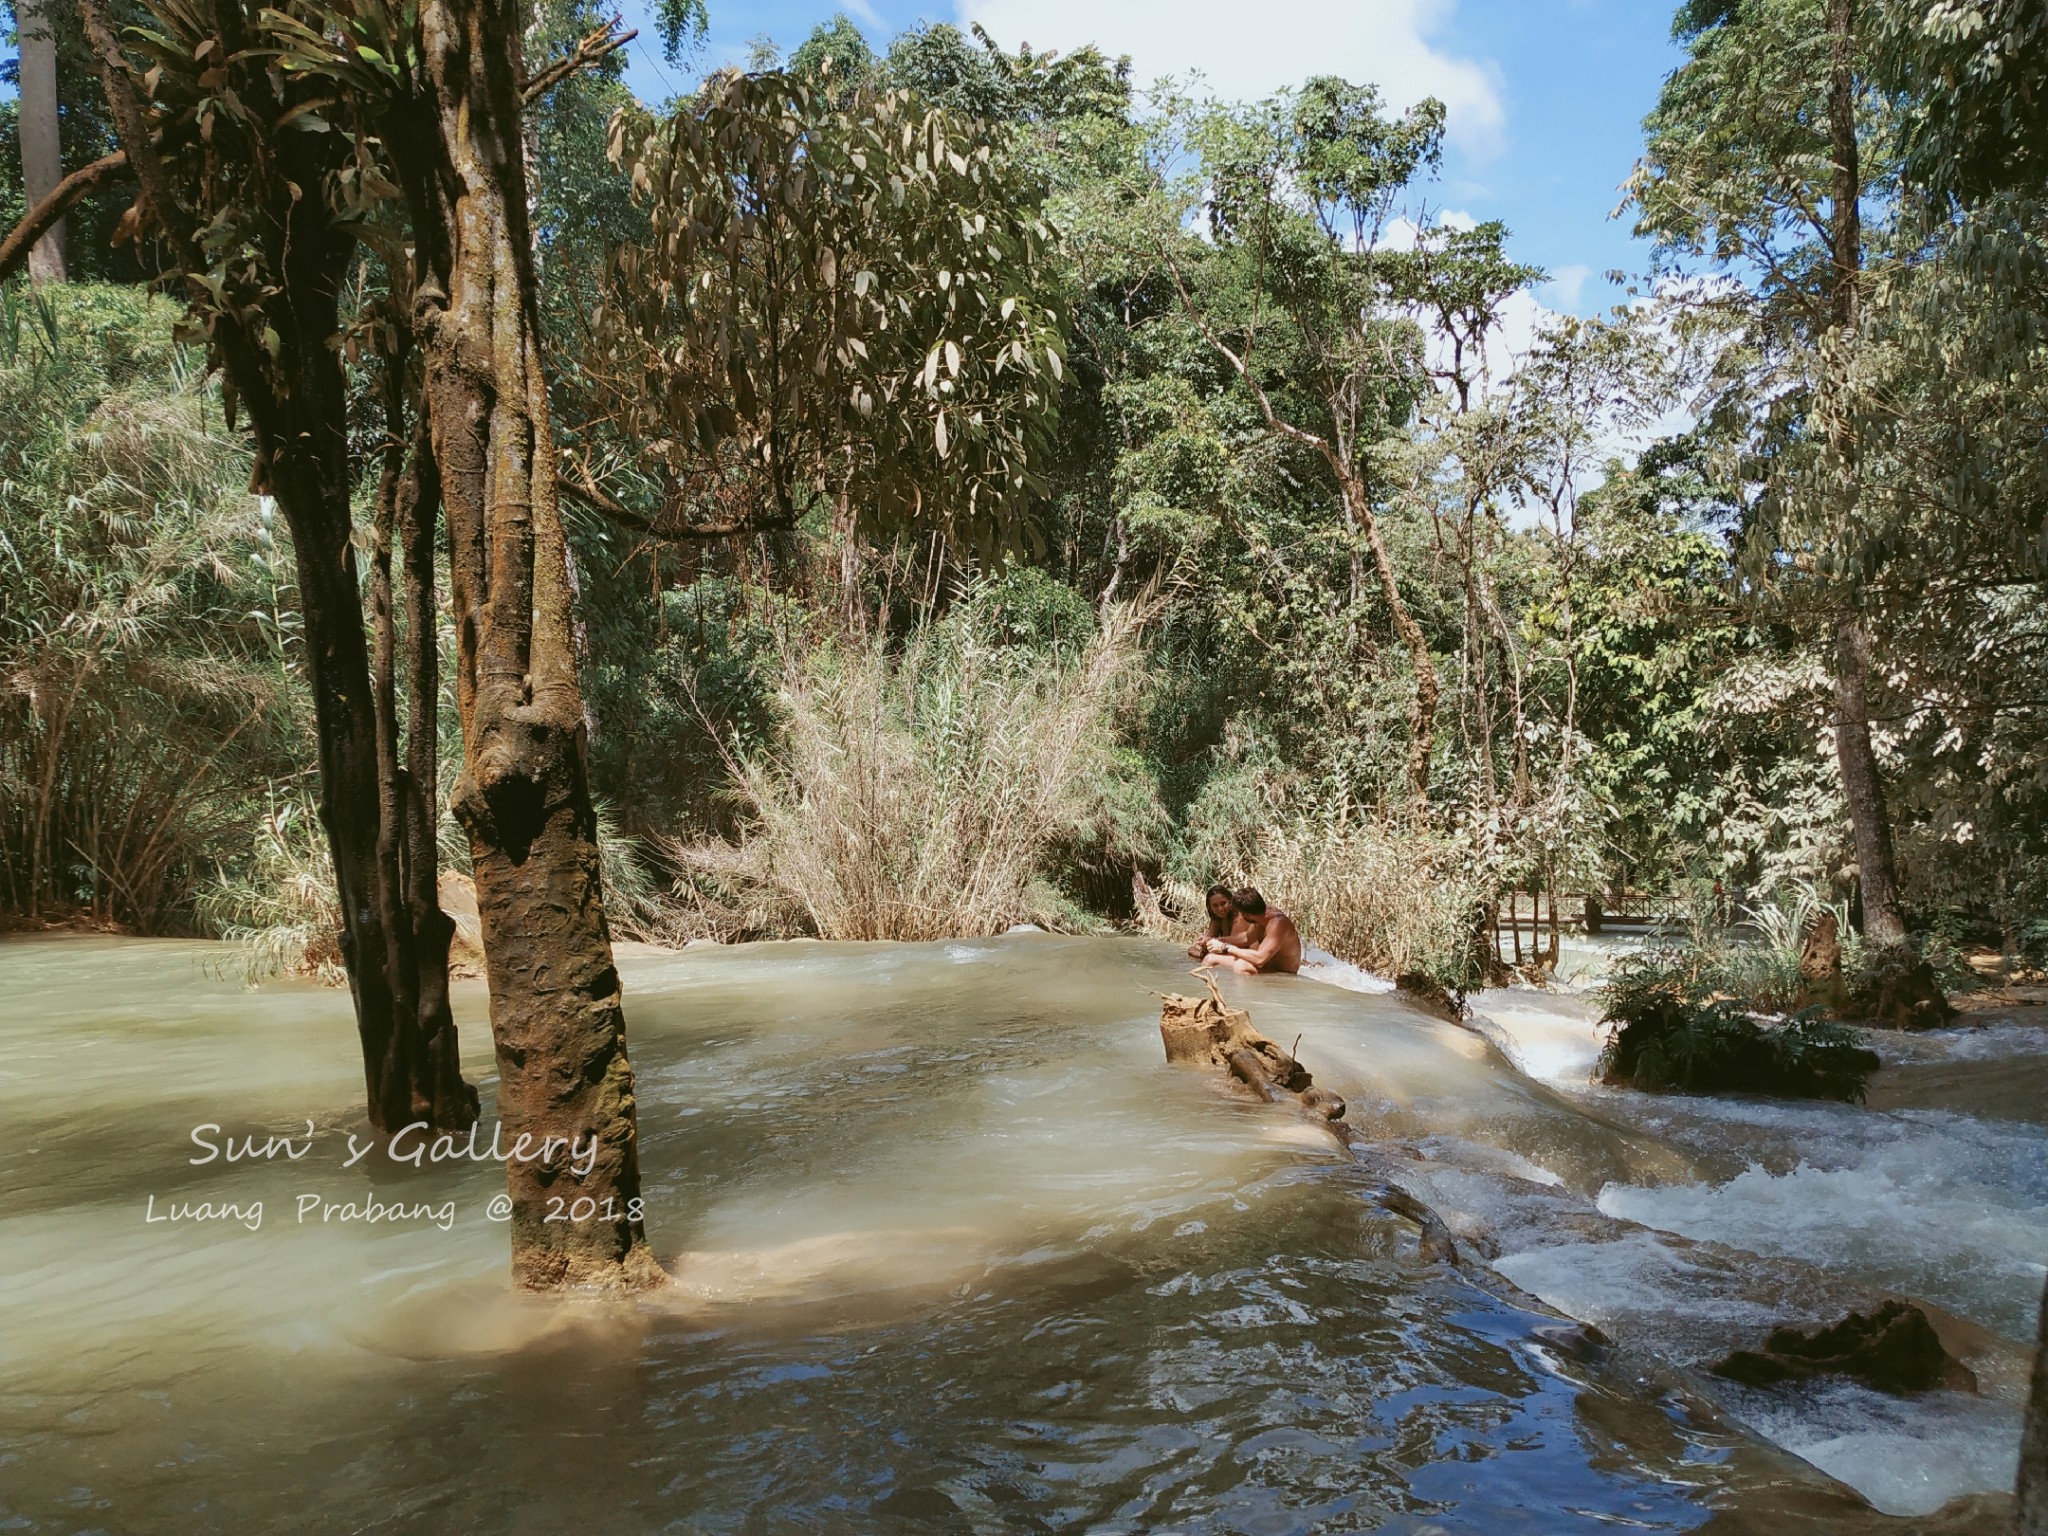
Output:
top-left (1187, 885), bottom-right (1303, 976)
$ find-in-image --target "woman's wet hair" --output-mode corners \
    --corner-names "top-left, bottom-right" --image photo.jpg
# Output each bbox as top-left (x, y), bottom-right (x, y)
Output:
top-left (1231, 887), bottom-right (1268, 917)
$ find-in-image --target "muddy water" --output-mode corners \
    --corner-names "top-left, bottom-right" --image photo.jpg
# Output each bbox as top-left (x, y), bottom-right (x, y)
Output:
top-left (0, 933), bottom-right (2028, 1533)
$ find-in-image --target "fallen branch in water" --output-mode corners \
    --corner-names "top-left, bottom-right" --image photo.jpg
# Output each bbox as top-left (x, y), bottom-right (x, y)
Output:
top-left (1155, 972), bottom-right (1458, 1260)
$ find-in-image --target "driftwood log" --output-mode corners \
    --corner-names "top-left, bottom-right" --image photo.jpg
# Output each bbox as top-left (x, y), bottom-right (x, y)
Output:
top-left (1156, 973), bottom-right (1461, 1263)
top-left (1158, 973), bottom-right (1346, 1121)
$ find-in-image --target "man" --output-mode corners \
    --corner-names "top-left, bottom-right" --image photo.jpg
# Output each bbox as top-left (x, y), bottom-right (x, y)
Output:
top-left (1200, 887), bottom-right (1302, 976)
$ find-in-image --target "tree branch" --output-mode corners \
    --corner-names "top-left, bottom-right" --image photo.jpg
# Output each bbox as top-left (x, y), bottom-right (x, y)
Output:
top-left (1157, 239), bottom-right (1328, 456)
top-left (0, 150), bottom-right (131, 286)
top-left (76, 0), bottom-right (194, 262)
top-left (558, 456), bottom-right (797, 542)
top-left (522, 26), bottom-right (637, 104)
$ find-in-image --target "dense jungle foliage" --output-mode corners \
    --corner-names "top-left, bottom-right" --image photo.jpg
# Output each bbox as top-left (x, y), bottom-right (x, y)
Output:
top-left (3, 0), bottom-right (2044, 997)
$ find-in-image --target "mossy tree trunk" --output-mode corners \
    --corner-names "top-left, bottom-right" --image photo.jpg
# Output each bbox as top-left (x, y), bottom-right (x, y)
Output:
top-left (394, 0), bottom-right (662, 1290)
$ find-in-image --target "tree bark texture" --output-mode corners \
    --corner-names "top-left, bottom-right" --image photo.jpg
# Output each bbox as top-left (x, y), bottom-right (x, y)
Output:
top-left (1822, 0), bottom-right (1906, 946)
top-left (18, 0), bottom-right (66, 282)
top-left (2019, 1271), bottom-right (2047, 1536)
top-left (76, 0), bottom-right (476, 1133)
top-left (397, 0), bottom-right (662, 1290)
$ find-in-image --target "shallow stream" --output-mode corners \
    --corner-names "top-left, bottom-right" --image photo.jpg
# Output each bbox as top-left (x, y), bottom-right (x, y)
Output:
top-left (1, 932), bottom-right (2039, 1533)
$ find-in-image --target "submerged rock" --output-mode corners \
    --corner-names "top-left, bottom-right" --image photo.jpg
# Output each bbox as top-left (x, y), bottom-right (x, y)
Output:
top-left (1712, 1300), bottom-right (1978, 1395)
top-left (1394, 970), bottom-right (1464, 1021)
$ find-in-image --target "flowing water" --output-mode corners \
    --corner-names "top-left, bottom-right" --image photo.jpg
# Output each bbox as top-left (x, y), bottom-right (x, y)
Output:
top-left (0, 932), bottom-right (2037, 1534)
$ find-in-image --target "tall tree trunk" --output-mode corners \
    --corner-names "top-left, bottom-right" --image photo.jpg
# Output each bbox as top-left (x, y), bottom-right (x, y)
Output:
top-left (399, 0), bottom-right (663, 1290)
top-left (76, 0), bottom-right (477, 1132)
top-left (18, 0), bottom-right (66, 282)
top-left (1336, 467), bottom-right (1437, 803)
top-left (2020, 1271), bottom-right (2047, 1536)
top-left (371, 379), bottom-right (480, 1131)
top-left (1834, 613), bottom-right (1905, 944)
top-left (1823, 0), bottom-right (1905, 946)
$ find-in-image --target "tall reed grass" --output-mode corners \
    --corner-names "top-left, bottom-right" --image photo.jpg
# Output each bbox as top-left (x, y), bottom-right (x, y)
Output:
top-left (196, 794), bottom-right (345, 981)
top-left (665, 596), bottom-right (1156, 940)
top-left (1156, 814), bottom-right (1485, 983)
top-left (1, 285), bottom-right (307, 929)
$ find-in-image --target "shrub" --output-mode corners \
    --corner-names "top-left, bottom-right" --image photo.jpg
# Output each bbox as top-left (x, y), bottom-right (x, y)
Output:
top-left (662, 591), bottom-right (1160, 941)
top-left (1597, 951), bottom-right (1880, 1101)
top-left (1720, 884), bottom-right (1859, 1012)
top-left (197, 794), bottom-right (343, 983)
top-left (1846, 941), bottom-right (1957, 1030)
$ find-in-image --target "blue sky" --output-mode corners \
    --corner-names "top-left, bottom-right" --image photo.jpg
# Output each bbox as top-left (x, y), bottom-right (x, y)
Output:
top-left (610, 0), bottom-right (1686, 320)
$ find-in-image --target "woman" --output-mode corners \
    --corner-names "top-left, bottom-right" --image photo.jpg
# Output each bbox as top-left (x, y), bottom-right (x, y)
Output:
top-left (1188, 885), bottom-right (1244, 959)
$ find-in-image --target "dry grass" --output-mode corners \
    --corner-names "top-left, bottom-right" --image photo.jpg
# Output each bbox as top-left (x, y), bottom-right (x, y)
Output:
top-left (1162, 816), bottom-right (1485, 983)
top-left (664, 600), bottom-right (1150, 941)
top-left (197, 794), bottom-right (344, 983)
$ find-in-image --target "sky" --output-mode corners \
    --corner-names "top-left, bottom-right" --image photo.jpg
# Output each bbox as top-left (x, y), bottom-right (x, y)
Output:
top-left (610, 0), bottom-right (1688, 323)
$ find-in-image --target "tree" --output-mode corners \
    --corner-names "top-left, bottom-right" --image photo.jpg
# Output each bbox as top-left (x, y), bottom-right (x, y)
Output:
top-left (1631, 0), bottom-right (1909, 943)
top-left (586, 68), bottom-right (1068, 568)
top-left (61, 0), bottom-right (667, 1284)
top-left (1396, 220), bottom-right (1543, 811)
top-left (1154, 78), bottom-right (1446, 801)
top-left (1881, 0), bottom-right (2048, 202)
top-left (378, 0), bottom-right (664, 1289)
top-left (15, 0), bottom-right (65, 280)
top-left (69, 0), bottom-right (480, 1132)
top-left (0, 0), bottom-right (146, 286)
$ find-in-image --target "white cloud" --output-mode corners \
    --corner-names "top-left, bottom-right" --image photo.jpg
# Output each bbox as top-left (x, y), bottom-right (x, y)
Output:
top-left (956, 0), bottom-right (1508, 157)
top-left (1541, 263), bottom-right (1591, 312)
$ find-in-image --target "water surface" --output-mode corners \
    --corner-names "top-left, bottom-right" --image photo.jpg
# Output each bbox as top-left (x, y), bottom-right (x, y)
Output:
top-left (0, 933), bottom-right (2025, 1532)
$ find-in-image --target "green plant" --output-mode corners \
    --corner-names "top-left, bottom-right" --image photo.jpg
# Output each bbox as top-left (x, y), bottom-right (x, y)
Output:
top-left (0, 285), bottom-right (309, 930)
top-left (1718, 883), bottom-right (1861, 1012)
top-left (595, 803), bottom-right (679, 945)
top-left (1846, 940), bottom-right (1957, 1031)
top-left (196, 793), bottom-right (342, 983)
top-left (1597, 950), bottom-right (1880, 1102)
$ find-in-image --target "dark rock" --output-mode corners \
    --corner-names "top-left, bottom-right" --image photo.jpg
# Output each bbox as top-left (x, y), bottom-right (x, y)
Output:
top-left (1712, 1300), bottom-right (1977, 1395)
top-left (1300, 1086), bottom-right (1346, 1121)
top-left (1395, 970), bottom-right (1464, 1021)
top-left (875, 1485), bottom-right (964, 1522)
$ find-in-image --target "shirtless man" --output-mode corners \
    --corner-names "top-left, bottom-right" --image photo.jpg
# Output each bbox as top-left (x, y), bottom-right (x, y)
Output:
top-left (1199, 887), bottom-right (1302, 975)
